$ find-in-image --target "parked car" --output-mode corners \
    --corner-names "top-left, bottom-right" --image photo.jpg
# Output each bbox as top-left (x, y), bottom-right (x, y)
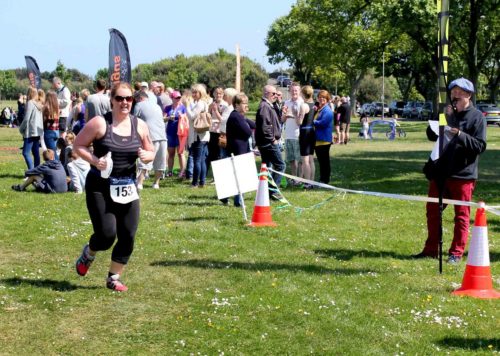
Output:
top-left (389, 101), bottom-right (406, 117)
top-left (370, 102), bottom-right (389, 116)
top-left (402, 101), bottom-right (423, 119)
top-left (359, 103), bottom-right (373, 115)
top-left (276, 75), bottom-right (292, 87)
top-left (477, 103), bottom-right (500, 126)
top-left (417, 101), bottom-right (433, 120)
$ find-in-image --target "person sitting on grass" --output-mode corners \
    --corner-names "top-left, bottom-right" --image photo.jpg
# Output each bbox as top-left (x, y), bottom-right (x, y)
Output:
top-left (66, 148), bottom-right (90, 194)
top-left (12, 149), bottom-right (68, 193)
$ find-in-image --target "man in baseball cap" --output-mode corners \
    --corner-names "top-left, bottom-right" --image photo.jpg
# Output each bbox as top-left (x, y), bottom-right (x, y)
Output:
top-left (414, 77), bottom-right (486, 264)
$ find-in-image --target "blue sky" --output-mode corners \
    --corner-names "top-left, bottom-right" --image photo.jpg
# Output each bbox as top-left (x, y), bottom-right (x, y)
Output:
top-left (0, 0), bottom-right (296, 77)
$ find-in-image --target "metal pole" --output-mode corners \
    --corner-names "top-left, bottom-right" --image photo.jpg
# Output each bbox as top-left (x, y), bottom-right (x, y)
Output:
top-left (382, 51), bottom-right (385, 120)
top-left (437, 0), bottom-right (450, 274)
top-left (230, 154), bottom-right (248, 221)
top-left (235, 44), bottom-right (241, 92)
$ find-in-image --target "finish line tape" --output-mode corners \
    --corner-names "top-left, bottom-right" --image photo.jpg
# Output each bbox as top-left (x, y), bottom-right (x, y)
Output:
top-left (267, 168), bottom-right (500, 217)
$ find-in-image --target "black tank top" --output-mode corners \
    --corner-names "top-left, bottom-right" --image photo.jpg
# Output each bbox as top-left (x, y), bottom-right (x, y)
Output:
top-left (92, 113), bottom-right (142, 178)
top-left (301, 102), bottom-right (315, 129)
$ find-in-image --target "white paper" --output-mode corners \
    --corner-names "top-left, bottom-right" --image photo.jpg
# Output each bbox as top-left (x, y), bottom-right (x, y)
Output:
top-left (429, 122), bottom-right (454, 161)
top-left (428, 120), bottom-right (439, 135)
top-left (212, 152), bottom-right (259, 199)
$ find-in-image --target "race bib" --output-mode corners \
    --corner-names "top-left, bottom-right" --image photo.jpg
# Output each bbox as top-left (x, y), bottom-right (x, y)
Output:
top-left (109, 177), bottom-right (139, 204)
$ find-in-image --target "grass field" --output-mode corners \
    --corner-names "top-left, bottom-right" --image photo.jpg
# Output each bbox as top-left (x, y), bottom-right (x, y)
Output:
top-left (0, 122), bottom-right (499, 355)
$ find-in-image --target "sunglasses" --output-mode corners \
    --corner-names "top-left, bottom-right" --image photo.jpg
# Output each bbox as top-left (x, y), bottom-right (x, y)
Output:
top-left (267, 92), bottom-right (277, 96)
top-left (114, 95), bottom-right (133, 103)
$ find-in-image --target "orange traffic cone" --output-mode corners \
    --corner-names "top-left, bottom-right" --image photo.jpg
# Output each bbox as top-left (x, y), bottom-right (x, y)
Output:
top-left (248, 163), bottom-right (277, 227)
top-left (452, 203), bottom-right (500, 299)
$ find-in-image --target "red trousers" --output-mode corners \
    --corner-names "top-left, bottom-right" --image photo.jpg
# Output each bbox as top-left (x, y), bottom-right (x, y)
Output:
top-left (423, 178), bottom-right (476, 257)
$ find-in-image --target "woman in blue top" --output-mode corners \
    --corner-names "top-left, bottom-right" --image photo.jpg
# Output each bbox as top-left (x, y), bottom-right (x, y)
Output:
top-left (164, 90), bottom-right (186, 177)
top-left (313, 90), bottom-right (334, 184)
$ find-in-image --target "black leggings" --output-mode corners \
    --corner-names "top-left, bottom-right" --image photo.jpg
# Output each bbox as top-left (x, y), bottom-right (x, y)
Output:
top-left (315, 144), bottom-right (332, 184)
top-left (85, 174), bottom-right (140, 265)
top-left (206, 132), bottom-right (221, 175)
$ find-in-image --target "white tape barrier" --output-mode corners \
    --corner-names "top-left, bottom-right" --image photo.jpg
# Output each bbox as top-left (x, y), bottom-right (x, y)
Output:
top-left (268, 168), bottom-right (500, 217)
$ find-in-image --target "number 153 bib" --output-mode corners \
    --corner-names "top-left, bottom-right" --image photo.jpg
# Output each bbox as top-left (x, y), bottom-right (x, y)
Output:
top-left (110, 177), bottom-right (139, 204)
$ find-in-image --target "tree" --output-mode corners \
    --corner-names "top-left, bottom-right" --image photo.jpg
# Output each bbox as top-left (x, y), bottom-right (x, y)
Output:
top-left (95, 68), bottom-right (109, 82)
top-left (267, 0), bottom-right (391, 110)
top-left (53, 60), bottom-right (71, 83)
top-left (375, 0), bottom-right (499, 101)
top-left (266, 14), bottom-right (317, 84)
top-left (132, 50), bottom-right (267, 100)
top-left (450, 0), bottom-right (499, 101)
top-left (0, 70), bottom-right (17, 100)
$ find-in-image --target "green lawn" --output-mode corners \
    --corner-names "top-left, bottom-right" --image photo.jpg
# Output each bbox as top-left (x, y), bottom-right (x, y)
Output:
top-left (0, 123), bottom-right (499, 355)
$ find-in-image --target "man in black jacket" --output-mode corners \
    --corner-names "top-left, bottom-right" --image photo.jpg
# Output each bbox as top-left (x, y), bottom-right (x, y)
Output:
top-left (255, 85), bottom-right (285, 200)
top-left (414, 78), bottom-right (486, 264)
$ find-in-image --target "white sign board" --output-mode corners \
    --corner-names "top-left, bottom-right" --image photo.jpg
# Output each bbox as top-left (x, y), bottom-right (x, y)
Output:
top-left (211, 152), bottom-right (259, 199)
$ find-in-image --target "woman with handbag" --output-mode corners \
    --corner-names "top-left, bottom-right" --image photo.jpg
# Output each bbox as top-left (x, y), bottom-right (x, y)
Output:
top-left (184, 84), bottom-right (211, 188)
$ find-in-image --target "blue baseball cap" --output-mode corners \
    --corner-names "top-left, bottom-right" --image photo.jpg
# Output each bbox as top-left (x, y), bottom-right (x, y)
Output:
top-left (448, 77), bottom-right (474, 93)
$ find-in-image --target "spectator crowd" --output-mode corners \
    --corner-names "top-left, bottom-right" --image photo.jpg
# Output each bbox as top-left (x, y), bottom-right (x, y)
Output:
top-left (8, 77), bottom-right (357, 197)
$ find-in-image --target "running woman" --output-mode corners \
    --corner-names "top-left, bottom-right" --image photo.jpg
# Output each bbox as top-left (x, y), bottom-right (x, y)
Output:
top-left (73, 82), bottom-right (155, 292)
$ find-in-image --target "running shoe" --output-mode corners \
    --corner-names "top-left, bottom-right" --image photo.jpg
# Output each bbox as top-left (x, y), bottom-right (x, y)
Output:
top-left (106, 274), bottom-right (128, 292)
top-left (75, 244), bottom-right (94, 276)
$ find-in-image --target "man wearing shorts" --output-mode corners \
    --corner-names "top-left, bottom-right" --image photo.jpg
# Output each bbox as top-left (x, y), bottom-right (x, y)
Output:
top-left (282, 83), bottom-right (304, 183)
top-left (133, 91), bottom-right (167, 189)
top-left (52, 77), bottom-right (71, 138)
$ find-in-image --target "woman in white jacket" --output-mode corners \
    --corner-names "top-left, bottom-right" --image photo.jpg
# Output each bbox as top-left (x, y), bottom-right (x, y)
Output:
top-left (19, 87), bottom-right (45, 169)
top-left (183, 84), bottom-right (211, 188)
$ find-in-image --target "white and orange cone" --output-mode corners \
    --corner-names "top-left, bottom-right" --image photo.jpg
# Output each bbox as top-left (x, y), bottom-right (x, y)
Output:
top-left (248, 163), bottom-right (277, 227)
top-left (452, 203), bottom-right (500, 299)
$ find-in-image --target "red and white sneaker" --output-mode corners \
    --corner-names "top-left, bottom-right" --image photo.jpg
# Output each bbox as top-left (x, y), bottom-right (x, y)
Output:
top-left (75, 244), bottom-right (94, 276)
top-left (106, 274), bottom-right (128, 292)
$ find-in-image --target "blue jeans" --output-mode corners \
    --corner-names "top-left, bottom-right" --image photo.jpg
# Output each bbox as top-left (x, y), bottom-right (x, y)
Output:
top-left (22, 137), bottom-right (41, 170)
top-left (221, 194), bottom-right (242, 207)
top-left (44, 130), bottom-right (59, 160)
top-left (186, 146), bottom-right (194, 179)
top-left (219, 147), bottom-right (228, 159)
top-left (258, 143), bottom-right (285, 187)
top-left (191, 140), bottom-right (208, 186)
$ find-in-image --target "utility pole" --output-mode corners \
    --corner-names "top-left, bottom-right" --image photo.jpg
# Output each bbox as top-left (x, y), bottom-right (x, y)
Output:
top-left (382, 51), bottom-right (385, 120)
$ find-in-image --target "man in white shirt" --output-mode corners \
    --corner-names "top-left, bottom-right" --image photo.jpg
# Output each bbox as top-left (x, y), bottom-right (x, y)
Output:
top-left (52, 77), bottom-right (71, 138)
top-left (282, 83), bottom-right (304, 182)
